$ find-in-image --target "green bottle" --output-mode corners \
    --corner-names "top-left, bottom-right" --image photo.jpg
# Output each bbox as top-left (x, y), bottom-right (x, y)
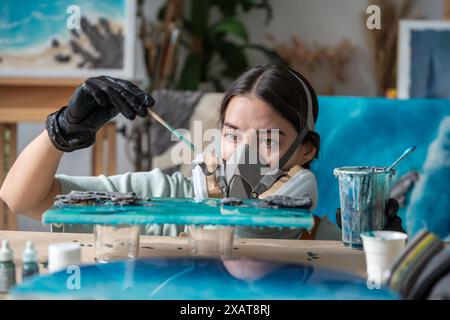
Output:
top-left (0, 240), bottom-right (16, 293)
top-left (22, 241), bottom-right (39, 280)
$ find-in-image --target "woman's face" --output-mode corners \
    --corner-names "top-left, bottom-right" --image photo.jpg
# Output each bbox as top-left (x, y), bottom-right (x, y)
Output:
top-left (221, 94), bottom-right (316, 169)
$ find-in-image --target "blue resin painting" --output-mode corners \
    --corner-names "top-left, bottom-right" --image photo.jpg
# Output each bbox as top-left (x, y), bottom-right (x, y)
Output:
top-left (0, 0), bottom-right (135, 78)
top-left (313, 97), bottom-right (450, 240)
top-left (11, 257), bottom-right (398, 300)
top-left (406, 117), bottom-right (450, 240)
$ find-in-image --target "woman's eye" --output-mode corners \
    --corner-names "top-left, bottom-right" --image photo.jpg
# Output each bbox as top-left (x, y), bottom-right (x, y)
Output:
top-left (225, 133), bottom-right (240, 142)
top-left (260, 138), bottom-right (276, 146)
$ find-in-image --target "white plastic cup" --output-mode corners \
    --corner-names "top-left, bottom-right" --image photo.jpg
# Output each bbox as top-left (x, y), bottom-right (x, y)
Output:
top-left (48, 243), bottom-right (81, 273)
top-left (360, 231), bottom-right (408, 285)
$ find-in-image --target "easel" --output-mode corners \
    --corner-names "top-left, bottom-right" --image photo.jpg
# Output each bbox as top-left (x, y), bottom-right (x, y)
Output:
top-left (0, 78), bottom-right (117, 230)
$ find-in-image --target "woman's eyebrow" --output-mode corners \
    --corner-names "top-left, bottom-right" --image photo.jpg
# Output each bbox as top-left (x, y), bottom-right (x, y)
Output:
top-left (223, 122), bottom-right (286, 136)
top-left (223, 122), bottom-right (240, 130)
top-left (256, 129), bottom-right (286, 136)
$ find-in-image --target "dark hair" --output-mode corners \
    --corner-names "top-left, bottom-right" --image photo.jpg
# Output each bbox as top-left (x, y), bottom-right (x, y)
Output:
top-left (219, 64), bottom-right (320, 169)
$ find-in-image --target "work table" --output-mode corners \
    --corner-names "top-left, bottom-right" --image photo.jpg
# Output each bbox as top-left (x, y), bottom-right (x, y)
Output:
top-left (0, 230), bottom-right (367, 299)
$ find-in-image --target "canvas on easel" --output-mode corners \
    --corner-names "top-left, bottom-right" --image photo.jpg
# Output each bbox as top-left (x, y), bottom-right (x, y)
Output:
top-left (0, 0), bottom-right (136, 79)
top-left (397, 20), bottom-right (450, 99)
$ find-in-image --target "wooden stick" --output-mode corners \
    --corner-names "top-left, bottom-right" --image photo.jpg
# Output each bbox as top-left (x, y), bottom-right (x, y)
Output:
top-left (92, 127), bottom-right (105, 176)
top-left (106, 122), bottom-right (117, 176)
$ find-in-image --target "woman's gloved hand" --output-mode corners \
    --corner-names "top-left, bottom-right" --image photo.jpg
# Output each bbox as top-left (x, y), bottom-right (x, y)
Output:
top-left (335, 199), bottom-right (406, 233)
top-left (45, 76), bottom-right (154, 152)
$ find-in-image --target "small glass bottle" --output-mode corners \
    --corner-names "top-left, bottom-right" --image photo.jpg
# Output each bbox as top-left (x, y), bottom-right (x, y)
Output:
top-left (0, 240), bottom-right (16, 293)
top-left (22, 241), bottom-right (39, 280)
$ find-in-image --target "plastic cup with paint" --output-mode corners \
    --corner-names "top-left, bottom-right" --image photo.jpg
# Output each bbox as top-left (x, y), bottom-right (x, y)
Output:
top-left (361, 231), bottom-right (408, 285)
top-left (334, 166), bottom-right (393, 249)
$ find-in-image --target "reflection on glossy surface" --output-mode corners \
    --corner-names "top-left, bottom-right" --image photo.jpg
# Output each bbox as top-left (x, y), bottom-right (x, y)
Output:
top-left (222, 258), bottom-right (282, 281)
top-left (12, 257), bottom-right (398, 300)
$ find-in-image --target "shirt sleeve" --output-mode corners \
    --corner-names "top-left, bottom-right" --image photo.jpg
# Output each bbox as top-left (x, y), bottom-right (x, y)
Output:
top-left (55, 169), bottom-right (193, 198)
top-left (54, 169), bottom-right (193, 236)
top-left (274, 168), bottom-right (318, 210)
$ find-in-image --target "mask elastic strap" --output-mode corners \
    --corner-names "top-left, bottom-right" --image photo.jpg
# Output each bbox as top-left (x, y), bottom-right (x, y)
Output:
top-left (250, 125), bottom-right (309, 198)
top-left (278, 125), bottom-right (309, 171)
top-left (216, 158), bottom-right (229, 196)
top-left (191, 161), bottom-right (217, 177)
top-left (287, 69), bottom-right (315, 131)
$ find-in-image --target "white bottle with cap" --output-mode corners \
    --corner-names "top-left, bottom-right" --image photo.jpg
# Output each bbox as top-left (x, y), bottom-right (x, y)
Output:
top-left (0, 240), bottom-right (16, 293)
top-left (192, 153), bottom-right (209, 201)
top-left (22, 241), bottom-right (40, 280)
top-left (48, 243), bottom-right (81, 273)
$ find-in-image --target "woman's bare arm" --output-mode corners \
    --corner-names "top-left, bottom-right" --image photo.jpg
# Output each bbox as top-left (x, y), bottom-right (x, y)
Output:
top-left (0, 77), bottom-right (154, 222)
top-left (0, 130), bottom-right (63, 220)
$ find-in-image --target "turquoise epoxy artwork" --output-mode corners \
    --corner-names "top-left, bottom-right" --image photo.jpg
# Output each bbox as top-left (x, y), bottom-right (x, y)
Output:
top-left (42, 197), bottom-right (315, 230)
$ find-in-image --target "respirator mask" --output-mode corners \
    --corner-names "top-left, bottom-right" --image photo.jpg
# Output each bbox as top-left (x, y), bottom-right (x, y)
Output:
top-left (192, 70), bottom-right (316, 201)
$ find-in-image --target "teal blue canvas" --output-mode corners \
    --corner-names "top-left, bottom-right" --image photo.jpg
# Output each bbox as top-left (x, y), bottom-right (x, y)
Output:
top-left (313, 97), bottom-right (450, 240)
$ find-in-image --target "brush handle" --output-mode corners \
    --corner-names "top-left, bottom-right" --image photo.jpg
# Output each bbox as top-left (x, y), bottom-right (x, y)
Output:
top-left (148, 109), bottom-right (197, 152)
top-left (386, 146), bottom-right (417, 172)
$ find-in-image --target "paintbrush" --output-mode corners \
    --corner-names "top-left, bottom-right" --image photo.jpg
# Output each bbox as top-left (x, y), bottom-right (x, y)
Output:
top-left (386, 146), bottom-right (417, 173)
top-left (147, 108), bottom-right (197, 152)
top-left (104, 76), bottom-right (197, 152)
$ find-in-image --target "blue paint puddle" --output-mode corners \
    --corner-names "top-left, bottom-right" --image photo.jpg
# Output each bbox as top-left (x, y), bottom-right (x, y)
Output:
top-left (12, 257), bottom-right (398, 300)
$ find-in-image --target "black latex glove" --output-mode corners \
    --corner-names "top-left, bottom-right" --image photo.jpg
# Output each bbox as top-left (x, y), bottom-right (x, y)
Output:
top-left (45, 76), bottom-right (154, 152)
top-left (336, 199), bottom-right (406, 233)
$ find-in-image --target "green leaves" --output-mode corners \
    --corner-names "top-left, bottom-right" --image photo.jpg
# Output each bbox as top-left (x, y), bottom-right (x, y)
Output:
top-left (176, 0), bottom-right (274, 90)
top-left (190, 0), bottom-right (210, 36)
top-left (210, 0), bottom-right (273, 23)
top-left (219, 42), bottom-right (248, 78)
top-left (177, 53), bottom-right (202, 90)
top-left (211, 17), bottom-right (249, 43)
